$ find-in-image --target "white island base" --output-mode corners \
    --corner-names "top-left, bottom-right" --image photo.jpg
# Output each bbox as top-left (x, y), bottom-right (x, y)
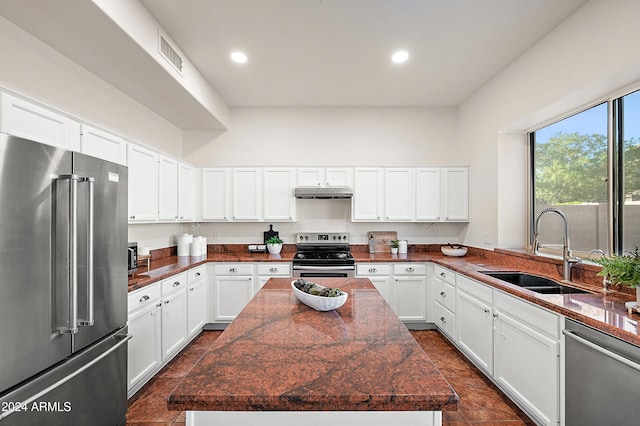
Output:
top-left (187, 410), bottom-right (442, 426)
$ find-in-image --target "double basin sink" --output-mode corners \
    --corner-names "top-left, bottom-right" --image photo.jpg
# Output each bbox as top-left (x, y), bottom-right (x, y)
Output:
top-left (480, 271), bottom-right (591, 295)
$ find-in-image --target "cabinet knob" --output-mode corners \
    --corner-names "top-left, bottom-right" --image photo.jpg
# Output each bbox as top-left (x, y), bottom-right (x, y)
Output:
top-left (156, 303), bottom-right (162, 308)
top-left (493, 313), bottom-right (498, 318)
top-left (195, 272), bottom-right (201, 277)
top-left (190, 287), bottom-right (194, 292)
top-left (484, 308), bottom-right (491, 314)
top-left (440, 291), bottom-right (447, 297)
top-left (173, 281), bottom-right (180, 287)
top-left (139, 295), bottom-right (150, 302)
top-left (440, 272), bottom-right (446, 278)
top-left (440, 316), bottom-right (447, 323)
top-left (164, 300), bottom-right (170, 305)
top-left (130, 215), bottom-right (135, 220)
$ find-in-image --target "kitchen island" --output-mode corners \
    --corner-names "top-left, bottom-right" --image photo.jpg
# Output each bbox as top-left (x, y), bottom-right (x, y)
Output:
top-left (167, 278), bottom-right (459, 426)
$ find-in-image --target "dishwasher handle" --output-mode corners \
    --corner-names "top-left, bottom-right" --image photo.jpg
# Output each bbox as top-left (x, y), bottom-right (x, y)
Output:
top-left (563, 329), bottom-right (640, 373)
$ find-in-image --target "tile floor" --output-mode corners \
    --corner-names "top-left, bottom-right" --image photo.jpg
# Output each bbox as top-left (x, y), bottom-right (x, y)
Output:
top-left (125, 329), bottom-right (534, 425)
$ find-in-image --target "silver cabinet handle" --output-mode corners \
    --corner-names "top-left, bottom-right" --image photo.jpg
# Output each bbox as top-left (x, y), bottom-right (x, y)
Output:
top-left (139, 295), bottom-right (150, 303)
top-left (440, 272), bottom-right (446, 278)
top-left (173, 281), bottom-right (181, 287)
top-left (190, 287), bottom-right (194, 292)
top-left (195, 272), bottom-right (201, 277)
top-left (230, 267), bottom-right (238, 272)
top-left (269, 267), bottom-right (278, 272)
top-left (369, 268), bottom-right (377, 273)
top-left (164, 300), bottom-right (170, 305)
top-left (440, 316), bottom-right (447, 323)
top-left (484, 308), bottom-right (490, 314)
top-left (440, 291), bottom-right (447, 297)
top-left (406, 267), bottom-right (414, 272)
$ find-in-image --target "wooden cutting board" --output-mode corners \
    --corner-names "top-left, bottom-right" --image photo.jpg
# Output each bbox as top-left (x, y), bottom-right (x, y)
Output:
top-left (368, 231), bottom-right (398, 253)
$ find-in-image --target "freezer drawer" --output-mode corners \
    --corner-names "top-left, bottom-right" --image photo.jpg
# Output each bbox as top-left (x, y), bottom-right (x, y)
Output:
top-left (0, 327), bottom-right (130, 426)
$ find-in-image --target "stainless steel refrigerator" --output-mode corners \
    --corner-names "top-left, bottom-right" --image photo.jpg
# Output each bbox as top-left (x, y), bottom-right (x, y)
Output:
top-left (0, 134), bottom-right (129, 425)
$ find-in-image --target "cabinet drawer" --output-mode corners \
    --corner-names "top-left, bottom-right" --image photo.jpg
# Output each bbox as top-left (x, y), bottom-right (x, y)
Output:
top-left (393, 263), bottom-right (427, 275)
top-left (257, 263), bottom-right (291, 276)
top-left (457, 274), bottom-right (493, 305)
top-left (214, 263), bottom-right (254, 276)
top-left (495, 291), bottom-right (559, 339)
top-left (187, 265), bottom-right (206, 283)
top-left (161, 272), bottom-right (188, 296)
top-left (434, 302), bottom-right (455, 339)
top-left (433, 278), bottom-right (456, 312)
top-left (356, 263), bottom-right (390, 276)
top-left (128, 284), bottom-right (160, 313)
top-left (434, 265), bottom-right (455, 286)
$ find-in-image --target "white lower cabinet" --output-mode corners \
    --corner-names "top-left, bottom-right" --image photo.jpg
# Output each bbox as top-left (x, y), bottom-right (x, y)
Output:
top-left (127, 284), bottom-right (162, 398)
top-left (392, 263), bottom-right (427, 322)
top-left (432, 265), bottom-right (456, 339)
top-left (187, 266), bottom-right (207, 339)
top-left (493, 292), bottom-right (560, 426)
top-left (161, 273), bottom-right (188, 362)
top-left (455, 274), bottom-right (494, 375)
top-left (356, 263), bottom-right (391, 305)
top-left (256, 263), bottom-right (291, 292)
top-left (213, 264), bottom-right (255, 321)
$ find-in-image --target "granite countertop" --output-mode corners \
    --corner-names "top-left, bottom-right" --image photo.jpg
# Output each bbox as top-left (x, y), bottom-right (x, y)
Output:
top-left (167, 278), bottom-right (459, 412)
top-left (127, 245), bottom-right (640, 347)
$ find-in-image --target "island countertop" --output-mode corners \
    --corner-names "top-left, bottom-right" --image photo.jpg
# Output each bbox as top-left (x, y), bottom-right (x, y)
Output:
top-left (167, 278), bottom-right (459, 413)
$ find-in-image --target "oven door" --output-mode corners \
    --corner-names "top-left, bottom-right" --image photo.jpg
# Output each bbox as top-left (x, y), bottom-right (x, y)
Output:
top-left (292, 265), bottom-right (355, 278)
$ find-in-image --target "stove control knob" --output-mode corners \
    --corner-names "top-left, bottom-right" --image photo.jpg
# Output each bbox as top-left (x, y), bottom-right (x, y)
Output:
top-left (304, 236), bottom-right (309, 240)
top-left (299, 235), bottom-right (304, 241)
top-left (333, 235), bottom-right (337, 240)
top-left (343, 235), bottom-right (348, 241)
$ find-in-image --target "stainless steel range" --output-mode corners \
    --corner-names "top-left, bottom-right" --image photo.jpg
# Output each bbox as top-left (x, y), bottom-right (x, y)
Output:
top-left (292, 232), bottom-right (355, 278)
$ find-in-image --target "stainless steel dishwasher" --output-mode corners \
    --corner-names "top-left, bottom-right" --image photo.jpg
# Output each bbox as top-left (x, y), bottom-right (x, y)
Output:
top-left (563, 319), bottom-right (640, 425)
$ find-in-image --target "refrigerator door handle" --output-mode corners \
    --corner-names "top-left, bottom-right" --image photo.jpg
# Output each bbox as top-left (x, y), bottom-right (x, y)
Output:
top-left (78, 176), bottom-right (95, 327)
top-left (58, 174), bottom-right (79, 334)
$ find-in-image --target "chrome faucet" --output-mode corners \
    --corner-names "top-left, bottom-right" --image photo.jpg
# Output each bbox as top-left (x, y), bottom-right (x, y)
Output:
top-left (531, 208), bottom-right (581, 281)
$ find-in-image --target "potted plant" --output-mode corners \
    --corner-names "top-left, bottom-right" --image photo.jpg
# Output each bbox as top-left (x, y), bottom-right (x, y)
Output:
top-left (266, 236), bottom-right (284, 255)
top-left (390, 240), bottom-right (400, 255)
top-left (593, 247), bottom-right (640, 304)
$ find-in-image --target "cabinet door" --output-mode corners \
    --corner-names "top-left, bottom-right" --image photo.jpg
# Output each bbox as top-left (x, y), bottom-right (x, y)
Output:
top-left (158, 155), bottom-right (178, 221)
top-left (263, 167), bottom-right (295, 221)
top-left (443, 167), bottom-right (469, 221)
top-left (214, 276), bottom-right (254, 321)
top-left (384, 168), bottom-right (414, 221)
top-left (456, 289), bottom-right (493, 374)
top-left (161, 288), bottom-right (188, 361)
top-left (201, 168), bottom-right (231, 221)
top-left (368, 277), bottom-right (391, 306)
top-left (494, 311), bottom-right (559, 426)
top-left (0, 92), bottom-right (80, 151)
top-left (325, 167), bottom-right (353, 187)
top-left (80, 124), bottom-right (127, 165)
top-left (415, 168), bottom-right (442, 221)
top-left (352, 168), bottom-right (383, 221)
top-left (296, 168), bottom-right (324, 187)
top-left (392, 276), bottom-right (427, 322)
top-left (232, 168), bottom-right (262, 220)
top-left (127, 303), bottom-right (161, 393)
top-left (128, 143), bottom-right (159, 222)
top-left (187, 280), bottom-right (206, 338)
top-left (178, 162), bottom-right (194, 221)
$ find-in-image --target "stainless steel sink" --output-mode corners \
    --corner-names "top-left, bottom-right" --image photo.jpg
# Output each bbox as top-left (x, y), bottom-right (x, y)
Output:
top-left (480, 271), bottom-right (591, 294)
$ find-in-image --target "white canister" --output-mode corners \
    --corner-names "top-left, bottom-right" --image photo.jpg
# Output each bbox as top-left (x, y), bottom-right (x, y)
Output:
top-left (398, 240), bottom-right (408, 254)
top-left (190, 240), bottom-right (201, 256)
top-left (198, 236), bottom-right (207, 255)
top-left (177, 234), bottom-right (193, 257)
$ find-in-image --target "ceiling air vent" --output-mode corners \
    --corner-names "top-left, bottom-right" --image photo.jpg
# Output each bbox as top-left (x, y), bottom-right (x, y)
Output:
top-left (159, 32), bottom-right (183, 74)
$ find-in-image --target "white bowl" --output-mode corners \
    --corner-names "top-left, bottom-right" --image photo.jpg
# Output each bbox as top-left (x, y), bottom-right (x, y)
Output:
top-left (441, 246), bottom-right (468, 257)
top-left (291, 281), bottom-right (348, 311)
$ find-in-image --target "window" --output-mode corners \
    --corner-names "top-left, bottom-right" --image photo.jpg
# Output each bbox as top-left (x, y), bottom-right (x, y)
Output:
top-left (530, 89), bottom-right (640, 256)
top-left (531, 104), bottom-right (608, 255)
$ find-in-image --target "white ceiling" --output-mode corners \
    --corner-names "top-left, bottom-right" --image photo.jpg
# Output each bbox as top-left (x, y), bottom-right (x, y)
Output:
top-left (140, 0), bottom-right (588, 107)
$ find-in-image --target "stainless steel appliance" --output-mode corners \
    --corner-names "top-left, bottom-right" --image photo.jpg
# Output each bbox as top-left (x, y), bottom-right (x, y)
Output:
top-left (128, 242), bottom-right (138, 274)
top-left (563, 318), bottom-right (640, 425)
top-left (0, 134), bottom-right (130, 425)
top-left (292, 232), bottom-right (355, 278)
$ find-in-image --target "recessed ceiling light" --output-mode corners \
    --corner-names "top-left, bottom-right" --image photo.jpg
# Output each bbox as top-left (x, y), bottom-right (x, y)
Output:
top-left (230, 51), bottom-right (248, 64)
top-left (391, 50), bottom-right (409, 64)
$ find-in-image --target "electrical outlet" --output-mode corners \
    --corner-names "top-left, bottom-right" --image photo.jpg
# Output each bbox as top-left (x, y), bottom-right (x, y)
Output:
top-left (213, 232), bottom-right (221, 241)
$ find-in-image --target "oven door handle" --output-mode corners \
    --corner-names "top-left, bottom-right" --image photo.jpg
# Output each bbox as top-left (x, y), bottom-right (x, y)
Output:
top-left (293, 265), bottom-right (355, 270)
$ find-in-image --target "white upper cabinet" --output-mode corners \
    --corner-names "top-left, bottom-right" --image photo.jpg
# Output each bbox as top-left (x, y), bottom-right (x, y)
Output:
top-left (384, 168), bottom-right (414, 221)
top-left (232, 168), bottom-right (262, 221)
top-left (443, 167), bottom-right (469, 221)
top-left (177, 162), bottom-right (194, 221)
top-left (352, 167), bottom-right (384, 221)
top-left (415, 167), bottom-right (442, 221)
top-left (201, 168), bottom-right (231, 221)
top-left (0, 92), bottom-right (80, 151)
top-left (128, 143), bottom-right (158, 222)
top-left (158, 155), bottom-right (179, 221)
top-left (263, 167), bottom-right (296, 221)
top-left (297, 167), bottom-right (353, 187)
top-left (80, 124), bottom-right (127, 165)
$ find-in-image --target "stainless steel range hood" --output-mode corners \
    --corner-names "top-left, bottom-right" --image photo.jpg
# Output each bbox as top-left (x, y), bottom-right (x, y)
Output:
top-left (294, 187), bottom-right (354, 199)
